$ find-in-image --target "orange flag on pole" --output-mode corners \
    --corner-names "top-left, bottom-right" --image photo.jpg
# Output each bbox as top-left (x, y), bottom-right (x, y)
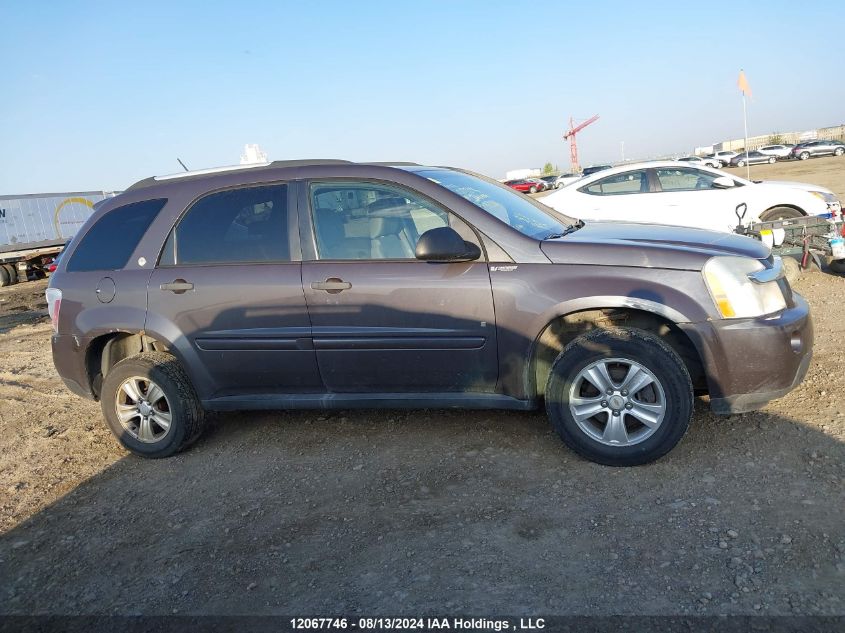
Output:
top-left (737, 70), bottom-right (752, 98)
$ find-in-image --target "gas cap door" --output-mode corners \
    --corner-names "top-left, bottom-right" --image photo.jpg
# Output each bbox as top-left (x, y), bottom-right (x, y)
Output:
top-left (96, 277), bottom-right (116, 303)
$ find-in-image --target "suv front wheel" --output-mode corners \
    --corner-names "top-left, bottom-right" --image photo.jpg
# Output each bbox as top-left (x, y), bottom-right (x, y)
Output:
top-left (101, 352), bottom-right (206, 458)
top-left (545, 327), bottom-right (693, 466)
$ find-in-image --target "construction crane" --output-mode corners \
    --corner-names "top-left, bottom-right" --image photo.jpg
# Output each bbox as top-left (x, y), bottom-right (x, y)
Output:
top-left (563, 114), bottom-right (600, 173)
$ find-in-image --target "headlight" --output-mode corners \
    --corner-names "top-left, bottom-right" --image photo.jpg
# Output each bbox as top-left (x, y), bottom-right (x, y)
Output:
top-left (703, 256), bottom-right (787, 318)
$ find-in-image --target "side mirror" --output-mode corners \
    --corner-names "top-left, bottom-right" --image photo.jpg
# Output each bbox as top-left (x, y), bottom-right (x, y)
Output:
top-left (712, 176), bottom-right (736, 189)
top-left (415, 227), bottom-right (481, 263)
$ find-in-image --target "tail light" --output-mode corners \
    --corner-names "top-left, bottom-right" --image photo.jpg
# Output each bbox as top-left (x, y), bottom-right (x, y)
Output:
top-left (45, 288), bottom-right (62, 333)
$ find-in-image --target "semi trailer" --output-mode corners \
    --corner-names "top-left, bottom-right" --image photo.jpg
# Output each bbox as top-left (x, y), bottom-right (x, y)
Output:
top-left (0, 191), bottom-right (118, 285)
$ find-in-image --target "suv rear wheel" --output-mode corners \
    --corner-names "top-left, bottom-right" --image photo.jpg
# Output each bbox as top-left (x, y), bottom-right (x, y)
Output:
top-left (101, 352), bottom-right (205, 458)
top-left (545, 327), bottom-right (693, 466)
top-left (835, 147), bottom-right (844, 156)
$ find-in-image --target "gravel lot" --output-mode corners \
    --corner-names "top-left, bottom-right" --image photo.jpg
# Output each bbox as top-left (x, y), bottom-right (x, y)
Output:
top-left (1, 268), bottom-right (844, 616)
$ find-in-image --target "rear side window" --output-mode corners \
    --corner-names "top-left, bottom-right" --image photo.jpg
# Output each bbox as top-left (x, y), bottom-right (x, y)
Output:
top-left (162, 184), bottom-right (289, 266)
top-left (66, 198), bottom-right (166, 272)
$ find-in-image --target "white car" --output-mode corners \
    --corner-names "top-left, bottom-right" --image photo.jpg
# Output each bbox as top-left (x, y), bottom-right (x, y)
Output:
top-left (676, 155), bottom-right (720, 168)
top-left (540, 161), bottom-right (836, 234)
top-left (757, 144), bottom-right (794, 159)
top-left (555, 173), bottom-right (583, 188)
top-left (711, 151), bottom-right (739, 167)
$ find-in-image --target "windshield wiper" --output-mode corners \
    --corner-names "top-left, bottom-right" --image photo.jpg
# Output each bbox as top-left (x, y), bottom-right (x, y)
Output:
top-left (543, 220), bottom-right (584, 240)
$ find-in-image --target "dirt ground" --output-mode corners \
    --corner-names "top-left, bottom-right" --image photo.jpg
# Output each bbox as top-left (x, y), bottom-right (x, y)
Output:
top-left (1, 258), bottom-right (844, 614)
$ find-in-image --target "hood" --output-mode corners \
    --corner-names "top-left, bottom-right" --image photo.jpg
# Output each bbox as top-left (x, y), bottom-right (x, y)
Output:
top-left (541, 220), bottom-right (770, 270)
top-left (756, 180), bottom-right (835, 196)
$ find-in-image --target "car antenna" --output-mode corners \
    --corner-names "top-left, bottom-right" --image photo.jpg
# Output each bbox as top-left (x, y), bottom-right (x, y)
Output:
top-left (176, 158), bottom-right (190, 172)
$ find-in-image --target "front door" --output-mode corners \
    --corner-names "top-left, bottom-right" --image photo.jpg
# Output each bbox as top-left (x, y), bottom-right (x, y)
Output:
top-left (575, 168), bottom-right (664, 224)
top-left (651, 166), bottom-right (742, 232)
top-left (300, 180), bottom-right (498, 393)
top-left (146, 183), bottom-right (322, 399)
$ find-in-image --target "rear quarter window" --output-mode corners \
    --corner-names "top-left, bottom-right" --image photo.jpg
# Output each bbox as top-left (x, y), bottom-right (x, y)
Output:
top-left (66, 198), bottom-right (166, 272)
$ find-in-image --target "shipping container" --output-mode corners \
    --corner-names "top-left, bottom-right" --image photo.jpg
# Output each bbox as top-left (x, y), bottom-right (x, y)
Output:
top-left (0, 191), bottom-right (118, 285)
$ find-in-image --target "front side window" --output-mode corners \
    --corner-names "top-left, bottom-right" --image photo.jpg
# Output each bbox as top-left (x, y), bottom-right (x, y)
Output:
top-left (67, 198), bottom-right (166, 272)
top-left (581, 170), bottom-right (649, 196)
top-left (655, 167), bottom-right (719, 192)
top-left (310, 181), bottom-right (476, 260)
top-left (163, 184), bottom-right (289, 266)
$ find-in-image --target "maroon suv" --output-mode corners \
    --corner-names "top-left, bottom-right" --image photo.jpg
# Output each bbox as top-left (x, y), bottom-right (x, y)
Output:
top-left (47, 160), bottom-right (812, 466)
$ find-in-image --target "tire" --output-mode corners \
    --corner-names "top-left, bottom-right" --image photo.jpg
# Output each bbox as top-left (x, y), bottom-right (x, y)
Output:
top-left (782, 256), bottom-right (801, 284)
top-left (828, 259), bottom-right (845, 274)
top-left (100, 351), bottom-right (206, 458)
top-left (759, 206), bottom-right (803, 222)
top-left (1, 264), bottom-right (17, 284)
top-left (0, 266), bottom-right (9, 287)
top-left (545, 327), bottom-right (693, 467)
top-left (768, 157), bottom-right (776, 164)
top-left (835, 147), bottom-right (844, 157)
top-left (529, 186), bottom-right (537, 194)
top-left (799, 152), bottom-right (810, 160)
top-left (737, 160), bottom-right (746, 167)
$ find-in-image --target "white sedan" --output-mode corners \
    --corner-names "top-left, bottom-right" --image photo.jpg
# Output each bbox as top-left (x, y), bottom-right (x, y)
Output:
top-left (757, 144), bottom-right (794, 159)
top-left (676, 155), bottom-right (721, 168)
top-left (540, 161), bottom-right (837, 234)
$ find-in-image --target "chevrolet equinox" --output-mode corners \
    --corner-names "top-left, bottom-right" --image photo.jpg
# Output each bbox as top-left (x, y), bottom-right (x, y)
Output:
top-left (47, 160), bottom-right (813, 465)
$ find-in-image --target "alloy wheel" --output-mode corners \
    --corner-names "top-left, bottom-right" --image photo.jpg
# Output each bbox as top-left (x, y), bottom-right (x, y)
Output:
top-left (114, 376), bottom-right (172, 443)
top-left (568, 357), bottom-right (666, 447)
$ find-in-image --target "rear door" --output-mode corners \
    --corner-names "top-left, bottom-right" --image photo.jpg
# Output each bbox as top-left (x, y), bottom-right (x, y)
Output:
top-left (299, 179), bottom-right (498, 393)
top-left (146, 182), bottom-right (322, 399)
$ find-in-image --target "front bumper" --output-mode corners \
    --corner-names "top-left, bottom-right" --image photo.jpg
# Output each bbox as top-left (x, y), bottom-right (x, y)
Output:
top-left (679, 293), bottom-right (813, 414)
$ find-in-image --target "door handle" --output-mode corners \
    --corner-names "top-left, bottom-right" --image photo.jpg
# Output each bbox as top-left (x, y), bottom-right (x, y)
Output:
top-left (311, 278), bottom-right (352, 294)
top-left (160, 279), bottom-right (194, 294)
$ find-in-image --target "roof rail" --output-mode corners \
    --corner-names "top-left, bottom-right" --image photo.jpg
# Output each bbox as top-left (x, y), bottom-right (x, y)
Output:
top-left (364, 161), bottom-right (422, 166)
top-left (126, 159), bottom-right (355, 191)
top-left (154, 162), bottom-right (270, 181)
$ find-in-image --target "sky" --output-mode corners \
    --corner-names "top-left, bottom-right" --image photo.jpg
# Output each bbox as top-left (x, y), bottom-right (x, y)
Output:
top-left (1, 0), bottom-right (844, 193)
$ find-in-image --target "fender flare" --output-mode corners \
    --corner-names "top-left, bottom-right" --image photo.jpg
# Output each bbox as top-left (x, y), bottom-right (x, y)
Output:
top-left (523, 295), bottom-right (697, 398)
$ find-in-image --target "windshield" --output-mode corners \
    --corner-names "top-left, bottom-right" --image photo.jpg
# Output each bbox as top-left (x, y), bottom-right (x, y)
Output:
top-left (412, 168), bottom-right (573, 239)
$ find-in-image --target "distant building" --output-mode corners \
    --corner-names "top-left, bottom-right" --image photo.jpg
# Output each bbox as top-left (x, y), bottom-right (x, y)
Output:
top-left (711, 124), bottom-right (844, 152)
top-left (694, 146), bottom-right (714, 156)
top-left (240, 144), bottom-right (268, 165)
top-left (505, 168), bottom-right (541, 181)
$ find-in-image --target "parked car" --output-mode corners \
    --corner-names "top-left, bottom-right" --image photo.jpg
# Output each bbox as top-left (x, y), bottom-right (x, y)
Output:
top-left (527, 177), bottom-right (550, 192)
top-left (728, 151), bottom-right (777, 167)
top-left (712, 151), bottom-right (739, 167)
top-left (555, 173), bottom-right (583, 188)
top-left (539, 175), bottom-right (560, 190)
top-left (757, 144), bottom-right (794, 160)
top-left (541, 161), bottom-right (832, 233)
top-left (505, 178), bottom-right (543, 194)
top-left (47, 159), bottom-right (812, 466)
top-left (790, 139), bottom-right (845, 160)
top-left (582, 165), bottom-right (612, 176)
top-left (677, 156), bottom-right (720, 168)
